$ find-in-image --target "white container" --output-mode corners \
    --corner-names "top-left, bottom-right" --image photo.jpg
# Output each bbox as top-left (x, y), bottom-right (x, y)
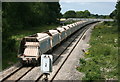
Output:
top-left (41, 54), bottom-right (53, 73)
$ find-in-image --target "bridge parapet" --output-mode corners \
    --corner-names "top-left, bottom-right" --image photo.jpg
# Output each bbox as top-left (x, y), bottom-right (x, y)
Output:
top-left (67, 18), bottom-right (114, 22)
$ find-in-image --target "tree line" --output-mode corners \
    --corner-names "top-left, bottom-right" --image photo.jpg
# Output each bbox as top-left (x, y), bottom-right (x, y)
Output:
top-left (2, 2), bottom-right (61, 54)
top-left (110, 1), bottom-right (120, 31)
top-left (115, 2), bottom-right (120, 80)
top-left (63, 10), bottom-right (110, 19)
top-left (116, 1), bottom-right (120, 31)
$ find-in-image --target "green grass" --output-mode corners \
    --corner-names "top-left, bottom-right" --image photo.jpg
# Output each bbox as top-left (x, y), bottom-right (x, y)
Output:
top-left (2, 24), bottom-right (60, 70)
top-left (77, 22), bottom-right (118, 80)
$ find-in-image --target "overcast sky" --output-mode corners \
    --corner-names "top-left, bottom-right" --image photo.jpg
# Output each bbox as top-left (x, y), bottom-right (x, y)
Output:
top-left (60, 1), bottom-right (117, 15)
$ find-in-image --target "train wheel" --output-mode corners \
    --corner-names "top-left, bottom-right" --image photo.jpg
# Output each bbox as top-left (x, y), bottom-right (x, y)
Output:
top-left (36, 59), bottom-right (40, 66)
top-left (20, 60), bottom-right (26, 66)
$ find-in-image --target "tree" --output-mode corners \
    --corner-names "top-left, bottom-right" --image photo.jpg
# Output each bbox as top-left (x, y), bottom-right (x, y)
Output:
top-left (110, 9), bottom-right (117, 19)
top-left (76, 10), bottom-right (90, 18)
top-left (76, 11), bottom-right (84, 18)
top-left (115, 2), bottom-right (120, 80)
top-left (84, 10), bottom-right (91, 18)
top-left (116, 1), bottom-right (120, 30)
top-left (46, 2), bottom-right (61, 24)
top-left (63, 10), bottom-right (76, 18)
top-left (63, 10), bottom-right (110, 19)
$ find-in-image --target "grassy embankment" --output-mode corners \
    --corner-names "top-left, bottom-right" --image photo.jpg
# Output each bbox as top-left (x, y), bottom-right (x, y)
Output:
top-left (2, 24), bottom-right (59, 70)
top-left (77, 22), bottom-right (118, 80)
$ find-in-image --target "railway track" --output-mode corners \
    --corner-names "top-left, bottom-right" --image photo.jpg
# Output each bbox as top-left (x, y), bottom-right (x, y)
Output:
top-left (0, 63), bottom-right (23, 81)
top-left (0, 66), bottom-right (34, 81)
top-left (49, 23), bottom-right (98, 81)
top-left (36, 23), bottom-right (98, 82)
top-left (0, 22), bottom-right (98, 82)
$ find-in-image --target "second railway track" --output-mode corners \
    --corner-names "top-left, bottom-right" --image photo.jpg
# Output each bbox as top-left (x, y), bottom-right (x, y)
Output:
top-left (0, 22), bottom-right (98, 82)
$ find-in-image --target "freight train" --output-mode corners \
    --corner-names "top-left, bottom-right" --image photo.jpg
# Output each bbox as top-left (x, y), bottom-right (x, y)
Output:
top-left (18, 21), bottom-right (96, 65)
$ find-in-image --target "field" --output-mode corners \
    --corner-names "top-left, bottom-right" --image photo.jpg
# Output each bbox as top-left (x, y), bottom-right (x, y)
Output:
top-left (77, 22), bottom-right (118, 80)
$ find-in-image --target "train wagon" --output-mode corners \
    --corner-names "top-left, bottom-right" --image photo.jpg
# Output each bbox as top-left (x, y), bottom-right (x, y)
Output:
top-left (37, 33), bottom-right (51, 54)
top-left (22, 42), bottom-right (40, 64)
top-left (62, 26), bottom-right (71, 37)
top-left (56, 27), bottom-right (66, 41)
top-left (47, 30), bottom-right (61, 48)
top-left (18, 33), bottom-right (52, 64)
top-left (67, 24), bottom-right (74, 34)
top-left (74, 23), bottom-right (80, 31)
top-left (71, 23), bottom-right (77, 33)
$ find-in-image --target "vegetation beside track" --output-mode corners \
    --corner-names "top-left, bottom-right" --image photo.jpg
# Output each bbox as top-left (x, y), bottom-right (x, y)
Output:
top-left (77, 21), bottom-right (118, 80)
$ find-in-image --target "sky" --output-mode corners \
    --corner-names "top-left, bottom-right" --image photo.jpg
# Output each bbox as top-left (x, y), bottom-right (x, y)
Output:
top-left (59, 1), bottom-right (117, 15)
